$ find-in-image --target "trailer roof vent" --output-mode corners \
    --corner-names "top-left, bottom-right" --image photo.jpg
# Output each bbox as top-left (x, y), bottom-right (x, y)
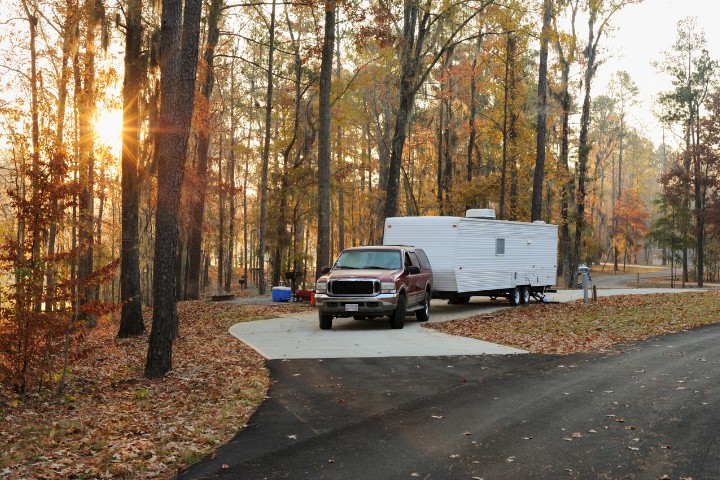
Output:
top-left (466, 208), bottom-right (496, 220)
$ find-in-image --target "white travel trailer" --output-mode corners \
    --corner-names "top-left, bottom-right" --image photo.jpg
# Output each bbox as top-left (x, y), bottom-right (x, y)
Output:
top-left (383, 210), bottom-right (558, 304)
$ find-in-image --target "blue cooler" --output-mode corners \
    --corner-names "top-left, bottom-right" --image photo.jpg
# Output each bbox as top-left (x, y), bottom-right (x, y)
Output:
top-left (271, 286), bottom-right (292, 302)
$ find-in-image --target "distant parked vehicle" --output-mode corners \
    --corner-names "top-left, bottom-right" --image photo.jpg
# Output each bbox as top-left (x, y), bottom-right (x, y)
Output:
top-left (383, 209), bottom-right (558, 305)
top-left (314, 245), bottom-right (433, 330)
top-left (292, 289), bottom-right (313, 302)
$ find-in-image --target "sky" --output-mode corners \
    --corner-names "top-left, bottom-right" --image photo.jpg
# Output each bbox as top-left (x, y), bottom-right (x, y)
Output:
top-left (595, 0), bottom-right (720, 149)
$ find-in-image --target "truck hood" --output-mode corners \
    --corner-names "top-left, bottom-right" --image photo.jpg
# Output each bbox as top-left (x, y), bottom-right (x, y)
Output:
top-left (327, 269), bottom-right (402, 280)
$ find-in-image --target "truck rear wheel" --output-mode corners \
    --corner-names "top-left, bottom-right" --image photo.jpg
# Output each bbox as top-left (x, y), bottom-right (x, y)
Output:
top-left (416, 292), bottom-right (431, 322)
top-left (319, 313), bottom-right (333, 330)
top-left (390, 295), bottom-right (406, 329)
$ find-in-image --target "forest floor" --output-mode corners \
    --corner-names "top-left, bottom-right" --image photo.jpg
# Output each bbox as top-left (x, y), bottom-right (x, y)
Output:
top-left (3, 289), bottom-right (720, 478)
top-left (0, 300), bottom-right (310, 479)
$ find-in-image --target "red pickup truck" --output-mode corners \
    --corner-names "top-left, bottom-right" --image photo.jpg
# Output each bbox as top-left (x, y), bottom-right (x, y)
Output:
top-left (314, 245), bottom-right (433, 330)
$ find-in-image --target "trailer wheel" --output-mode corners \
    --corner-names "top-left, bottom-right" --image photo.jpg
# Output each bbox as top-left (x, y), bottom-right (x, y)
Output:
top-left (390, 295), bottom-right (406, 329)
top-left (520, 286), bottom-right (531, 304)
top-left (509, 287), bottom-right (521, 306)
top-left (416, 292), bottom-right (431, 322)
top-left (319, 313), bottom-right (333, 330)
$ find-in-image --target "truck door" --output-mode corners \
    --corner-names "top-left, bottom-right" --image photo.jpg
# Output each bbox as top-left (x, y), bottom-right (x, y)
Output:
top-left (407, 251), bottom-right (422, 306)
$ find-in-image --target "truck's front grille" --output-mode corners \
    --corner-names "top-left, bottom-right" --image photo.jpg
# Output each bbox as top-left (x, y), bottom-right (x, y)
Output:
top-left (329, 280), bottom-right (379, 295)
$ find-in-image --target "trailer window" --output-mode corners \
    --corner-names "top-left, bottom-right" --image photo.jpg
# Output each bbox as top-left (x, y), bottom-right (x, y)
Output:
top-left (496, 238), bottom-right (505, 255)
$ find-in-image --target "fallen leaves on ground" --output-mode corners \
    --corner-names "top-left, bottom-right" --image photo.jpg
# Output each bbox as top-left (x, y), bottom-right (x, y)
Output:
top-left (425, 291), bottom-right (720, 354)
top-left (0, 301), bottom-right (308, 479)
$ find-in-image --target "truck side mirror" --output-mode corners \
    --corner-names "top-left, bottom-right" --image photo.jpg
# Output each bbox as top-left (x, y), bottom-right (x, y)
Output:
top-left (407, 265), bottom-right (421, 275)
top-left (320, 266), bottom-right (331, 275)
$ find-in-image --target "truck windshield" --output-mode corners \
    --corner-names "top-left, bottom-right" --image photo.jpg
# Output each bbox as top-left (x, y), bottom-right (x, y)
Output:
top-left (334, 250), bottom-right (402, 270)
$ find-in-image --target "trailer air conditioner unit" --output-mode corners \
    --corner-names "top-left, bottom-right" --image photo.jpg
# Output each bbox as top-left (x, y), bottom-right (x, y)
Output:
top-left (465, 208), bottom-right (496, 220)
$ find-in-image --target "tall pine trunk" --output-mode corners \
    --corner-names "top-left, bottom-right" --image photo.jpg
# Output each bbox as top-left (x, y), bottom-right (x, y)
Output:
top-left (145, 0), bottom-right (202, 378)
top-left (259, 0), bottom-right (277, 292)
top-left (77, 0), bottom-right (100, 325)
top-left (531, 0), bottom-right (552, 221)
top-left (186, 0), bottom-right (222, 299)
top-left (119, 0), bottom-right (145, 337)
top-left (315, 0), bottom-right (334, 278)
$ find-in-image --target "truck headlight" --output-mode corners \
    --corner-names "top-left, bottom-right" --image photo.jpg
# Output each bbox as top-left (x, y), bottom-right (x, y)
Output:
top-left (315, 281), bottom-right (327, 294)
top-left (380, 282), bottom-right (396, 293)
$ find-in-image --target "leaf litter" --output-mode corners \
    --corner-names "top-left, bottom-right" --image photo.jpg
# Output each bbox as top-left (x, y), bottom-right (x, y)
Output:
top-left (425, 292), bottom-right (720, 355)
top-left (0, 301), bottom-right (307, 479)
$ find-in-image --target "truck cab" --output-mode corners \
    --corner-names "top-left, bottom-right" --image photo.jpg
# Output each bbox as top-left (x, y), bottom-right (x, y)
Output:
top-left (314, 246), bottom-right (433, 330)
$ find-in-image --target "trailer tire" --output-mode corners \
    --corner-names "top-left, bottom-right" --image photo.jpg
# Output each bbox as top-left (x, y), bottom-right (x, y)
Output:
top-left (319, 313), bottom-right (333, 330)
top-left (520, 286), bottom-right (531, 304)
top-left (416, 292), bottom-right (431, 322)
top-left (390, 295), bottom-right (406, 329)
top-left (509, 287), bottom-right (521, 306)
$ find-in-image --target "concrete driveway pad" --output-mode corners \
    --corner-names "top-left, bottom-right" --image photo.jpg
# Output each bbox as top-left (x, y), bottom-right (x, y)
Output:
top-left (229, 306), bottom-right (525, 359)
top-left (229, 287), bottom-right (707, 360)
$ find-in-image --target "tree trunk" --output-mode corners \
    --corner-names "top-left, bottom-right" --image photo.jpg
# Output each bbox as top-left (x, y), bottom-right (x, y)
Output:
top-left (335, 10), bottom-right (345, 251)
top-left (315, 0), bottom-right (334, 278)
top-left (218, 144), bottom-right (225, 290)
top-left (145, 0), bottom-right (202, 379)
top-left (226, 70), bottom-right (237, 293)
top-left (531, 0), bottom-right (552, 221)
top-left (47, 0), bottom-right (77, 307)
top-left (467, 33), bottom-right (483, 182)
top-left (118, 0), bottom-right (144, 336)
top-left (77, 0), bottom-right (100, 325)
top-left (499, 33), bottom-right (513, 220)
top-left (118, 0), bottom-right (145, 337)
top-left (259, 0), bottom-right (277, 293)
top-left (694, 115), bottom-right (704, 286)
top-left (575, 13), bottom-right (597, 271)
top-left (186, 0), bottom-right (222, 300)
top-left (554, 5), bottom-right (576, 287)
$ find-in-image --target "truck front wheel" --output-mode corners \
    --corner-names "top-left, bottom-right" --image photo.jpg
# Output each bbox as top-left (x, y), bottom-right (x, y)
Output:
top-left (319, 313), bottom-right (333, 330)
top-left (390, 295), bottom-right (406, 329)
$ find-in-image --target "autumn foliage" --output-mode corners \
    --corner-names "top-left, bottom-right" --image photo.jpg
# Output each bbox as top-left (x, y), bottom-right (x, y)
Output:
top-left (0, 149), bottom-right (119, 394)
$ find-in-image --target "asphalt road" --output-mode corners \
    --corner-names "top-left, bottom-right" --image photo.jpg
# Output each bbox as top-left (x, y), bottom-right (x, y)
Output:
top-left (180, 322), bottom-right (720, 479)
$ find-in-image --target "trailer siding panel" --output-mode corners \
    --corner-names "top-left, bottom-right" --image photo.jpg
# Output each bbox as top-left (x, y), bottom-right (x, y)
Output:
top-left (384, 216), bottom-right (558, 297)
top-left (384, 217), bottom-right (459, 292)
